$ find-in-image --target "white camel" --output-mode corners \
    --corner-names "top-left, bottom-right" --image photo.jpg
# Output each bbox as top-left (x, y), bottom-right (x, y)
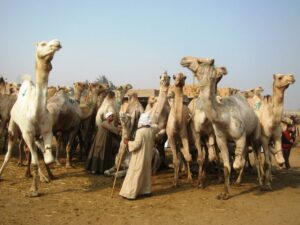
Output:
top-left (0, 39), bottom-right (61, 197)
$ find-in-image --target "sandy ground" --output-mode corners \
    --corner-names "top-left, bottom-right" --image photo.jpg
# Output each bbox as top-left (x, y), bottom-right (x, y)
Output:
top-left (1, 142), bottom-right (300, 225)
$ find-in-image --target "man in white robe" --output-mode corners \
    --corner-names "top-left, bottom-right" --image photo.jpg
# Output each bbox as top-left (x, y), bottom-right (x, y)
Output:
top-left (119, 113), bottom-right (158, 199)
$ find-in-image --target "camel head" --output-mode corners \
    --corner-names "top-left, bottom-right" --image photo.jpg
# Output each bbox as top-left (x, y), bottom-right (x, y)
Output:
top-left (160, 71), bottom-right (171, 88)
top-left (215, 67), bottom-right (228, 84)
top-left (181, 56), bottom-right (218, 85)
top-left (273, 74), bottom-right (295, 90)
top-left (173, 73), bottom-right (186, 88)
top-left (36, 39), bottom-right (61, 68)
top-left (119, 112), bottom-right (132, 138)
top-left (88, 83), bottom-right (109, 96)
top-left (74, 82), bottom-right (88, 91)
top-left (147, 95), bottom-right (157, 107)
top-left (254, 86), bottom-right (264, 97)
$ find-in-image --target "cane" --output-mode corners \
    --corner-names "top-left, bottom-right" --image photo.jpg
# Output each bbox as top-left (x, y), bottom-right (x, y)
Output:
top-left (111, 143), bottom-right (127, 198)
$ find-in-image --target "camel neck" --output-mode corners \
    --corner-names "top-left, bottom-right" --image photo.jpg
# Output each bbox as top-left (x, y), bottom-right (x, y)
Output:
top-left (200, 79), bottom-right (220, 123)
top-left (35, 67), bottom-right (50, 119)
top-left (272, 84), bottom-right (284, 121)
top-left (151, 86), bottom-right (168, 124)
top-left (174, 86), bottom-right (183, 124)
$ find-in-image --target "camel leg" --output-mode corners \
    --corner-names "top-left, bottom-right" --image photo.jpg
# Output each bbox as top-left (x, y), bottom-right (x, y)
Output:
top-left (66, 130), bottom-right (77, 168)
top-left (180, 133), bottom-right (192, 182)
top-left (0, 120), bottom-right (18, 179)
top-left (35, 140), bottom-right (54, 182)
top-left (55, 134), bottom-right (63, 166)
top-left (261, 136), bottom-right (272, 191)
top-left (168, 135), bottom-right (180, 187)
top-left (18, 138), bottom-right (25, 167)
top-left (191, 126), bottom-right (205, 188)
top-left (22, 132), bottom-right (40, 197)
top-left (41, 130), bottom-right (55, 165)
top-left (25, 150), bottom-right (32, 178)
top-left (234, 146), bottom-right (246, 186)
top-left (252, 146), bottom-right (263, 187)
top-left (273, 128), bottom-right (285, 166)
top-left (216, 137), bottom-right (231, 200)
top-left (233, 135), bottom-right (246, 171)
top-left (207, 135), bottom-right (217, 162)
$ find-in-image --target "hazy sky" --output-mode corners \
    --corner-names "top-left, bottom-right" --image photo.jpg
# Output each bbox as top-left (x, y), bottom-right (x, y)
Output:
top-left (0, 0), bottom-right (299, 110)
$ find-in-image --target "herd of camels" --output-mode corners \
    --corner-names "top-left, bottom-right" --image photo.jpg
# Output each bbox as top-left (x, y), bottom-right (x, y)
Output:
top-left (0, 39), bottom-right (296, 200)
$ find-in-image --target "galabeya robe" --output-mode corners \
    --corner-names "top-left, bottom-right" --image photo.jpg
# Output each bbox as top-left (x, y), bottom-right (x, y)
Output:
top-left (119, 125), bottom-right (157, 199)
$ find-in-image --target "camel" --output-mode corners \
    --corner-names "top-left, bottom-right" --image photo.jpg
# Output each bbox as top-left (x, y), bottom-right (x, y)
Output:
top-left (0, 39), bottom-right (61, 197)
top-left (95, 84), bottom-right (132, 126)
top-left (73, 82), bottom-right (88, 103)
top-left (181, 56), bottom-right (261, 200)
top-left (105, 93), bottom-right (145, 177)
top-left (256, 74), bottom-right (295, 190)
top-left (146, 72), bottom-right (171, 167)
top-left (47, 86), bottom-right (57, 100)
top-left (166, 73), bottom-right (192, 187)
top-left (145, 95), bottom-right (157, 112)
top-left (51, 82), bottom-right (109, 166)
top-left (188, 67), bottom-right (227, 188)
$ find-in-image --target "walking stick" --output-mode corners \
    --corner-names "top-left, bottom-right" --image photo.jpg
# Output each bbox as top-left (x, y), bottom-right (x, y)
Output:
top-left (111, 143), bottom-right (127, 198)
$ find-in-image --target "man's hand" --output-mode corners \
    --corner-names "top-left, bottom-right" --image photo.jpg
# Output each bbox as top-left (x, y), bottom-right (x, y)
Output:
top-left (123, 138), bottom-right (129, 145)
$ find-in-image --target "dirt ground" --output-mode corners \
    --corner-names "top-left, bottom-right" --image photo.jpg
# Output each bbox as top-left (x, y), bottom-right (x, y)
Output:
top-left (1, 142), bottom-right (300, 225)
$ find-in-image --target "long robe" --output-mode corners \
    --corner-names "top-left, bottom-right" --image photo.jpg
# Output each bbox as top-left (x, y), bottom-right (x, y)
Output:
top-left (85, 120), bottom-right (120, 174)
top-left (119, 126), bottom-right (157, 199)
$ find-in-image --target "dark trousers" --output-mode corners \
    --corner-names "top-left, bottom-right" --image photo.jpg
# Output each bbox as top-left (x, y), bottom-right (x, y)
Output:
top-left (282, 148), bottom-right (291, 169)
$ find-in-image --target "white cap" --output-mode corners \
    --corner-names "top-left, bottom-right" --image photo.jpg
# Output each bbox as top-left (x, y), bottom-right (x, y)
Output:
top-left (104, 111), bottom-right (114, 119)
top-left (138, 113), bottom-right (152, 128)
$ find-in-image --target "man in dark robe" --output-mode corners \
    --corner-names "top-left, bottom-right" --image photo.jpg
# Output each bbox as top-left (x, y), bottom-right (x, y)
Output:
top-left (86, 111), bottom-right (121, 174)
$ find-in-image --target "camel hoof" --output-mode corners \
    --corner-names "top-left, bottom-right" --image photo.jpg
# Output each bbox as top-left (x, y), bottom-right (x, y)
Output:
top-left (55, 161), bottom-right (62, 166)
top-left (233, 182), bottom-right (241, 187)
top-left (17, 162), bottom-right (24, 167)
top-left (25, 173), bottom-right (32, 178)
top-left (216, 193), bottom-right (230, 200)
top-left (65, 164), bottom-right (72, 169)
top-left (198, 183), bottom-right (205, 189)
top-left (173, 182), bottom-right (179, 188)
top-left (261, 184), bottom-right (272, 191)
top-left (40, 176), bottom-right (50, 183)
top-left (26, 191), bottom-right (40, 198)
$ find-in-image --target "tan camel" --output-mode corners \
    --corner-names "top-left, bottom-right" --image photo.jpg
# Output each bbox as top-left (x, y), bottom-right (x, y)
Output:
top-left (0, 39), bottom-right (61, 197)
top-left (188, 67), bottom-right (227, 188)
top-left (257, 74), bottom-right (295, 190)
top-left (147, 72), bottom-right (171, 168)
top-left (145, 95), bottom-right (157, 112)
top-left (166, 73), bottom-right (192, 186)
top-left (96, 84), bottom-right (132, 126)
top-left (181, 56), bottom-right (261, 200)
top-left (47, 86), bottom-right (57, 100)
top-left (73, 82), bottom-right (88, 103)
top-left (105, 93), bottom-right (145, 177)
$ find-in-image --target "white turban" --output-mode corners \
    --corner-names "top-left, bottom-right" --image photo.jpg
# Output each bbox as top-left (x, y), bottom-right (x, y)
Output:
top-left (138, 113), bottom-right (152, 128)
top-left (104, 111), bottom-right (114, 119)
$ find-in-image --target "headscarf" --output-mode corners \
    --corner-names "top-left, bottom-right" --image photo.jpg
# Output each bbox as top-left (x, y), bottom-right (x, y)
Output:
top-left (104, 111), bottom-right (114, 119)
top-left (138, 113), bottom-right (152, 128)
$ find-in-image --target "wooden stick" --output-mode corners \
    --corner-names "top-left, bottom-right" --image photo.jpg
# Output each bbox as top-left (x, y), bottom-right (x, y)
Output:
top-left (111, 144), bottom-right (126, 198)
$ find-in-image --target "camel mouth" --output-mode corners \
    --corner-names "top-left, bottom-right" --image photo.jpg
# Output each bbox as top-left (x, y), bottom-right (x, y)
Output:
top-left (180, 58), bottom-right (190, 67)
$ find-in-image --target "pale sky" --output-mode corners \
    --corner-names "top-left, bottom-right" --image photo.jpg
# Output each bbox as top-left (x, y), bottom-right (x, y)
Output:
top-left (0, 0), bottom-right (299, 110)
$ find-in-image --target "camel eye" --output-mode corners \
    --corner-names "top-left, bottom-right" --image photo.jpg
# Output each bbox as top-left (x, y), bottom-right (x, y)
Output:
top-left (41, 42), bottom-right (46, 47)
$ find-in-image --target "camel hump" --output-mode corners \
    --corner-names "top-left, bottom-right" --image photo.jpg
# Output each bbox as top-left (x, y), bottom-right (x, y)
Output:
top-left (21, 74), bottom-right (32, 82)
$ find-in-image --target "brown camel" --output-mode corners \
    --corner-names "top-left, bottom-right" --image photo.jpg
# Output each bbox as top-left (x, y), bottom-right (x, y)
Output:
top-left (166, 73), bottom-right (192, 187)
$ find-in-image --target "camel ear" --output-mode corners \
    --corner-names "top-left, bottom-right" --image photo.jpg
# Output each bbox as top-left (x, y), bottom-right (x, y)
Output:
top-left (183, 75), bottom-right (187, 80)
top-left (273, 74), bottom-right (276, 80)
